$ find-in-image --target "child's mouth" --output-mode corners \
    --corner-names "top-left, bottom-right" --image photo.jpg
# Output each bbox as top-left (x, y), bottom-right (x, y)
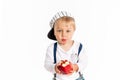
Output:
top-left (62, 39), bottom-right (66, 42)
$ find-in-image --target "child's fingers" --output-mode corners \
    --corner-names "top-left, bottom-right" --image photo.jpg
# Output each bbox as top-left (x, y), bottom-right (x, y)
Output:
top-left (55, 64), bottom-right (61, 74)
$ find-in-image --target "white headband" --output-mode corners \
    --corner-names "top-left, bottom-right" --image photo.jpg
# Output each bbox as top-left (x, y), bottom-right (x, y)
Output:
top-left (49, 11), bottom-right (73, 28)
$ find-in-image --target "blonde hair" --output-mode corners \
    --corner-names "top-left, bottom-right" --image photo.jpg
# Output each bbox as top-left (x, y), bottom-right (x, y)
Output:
top-left (54, 16), bottom-right (76, 30)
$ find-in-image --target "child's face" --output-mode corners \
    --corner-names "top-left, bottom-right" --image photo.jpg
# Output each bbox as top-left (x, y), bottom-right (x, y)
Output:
top-left (54, 20), bottom-right (75, 45)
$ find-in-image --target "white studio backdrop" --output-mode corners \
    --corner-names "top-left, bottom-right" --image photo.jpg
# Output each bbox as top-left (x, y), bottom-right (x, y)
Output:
top-left (0, 0), bottom-right (120, 80)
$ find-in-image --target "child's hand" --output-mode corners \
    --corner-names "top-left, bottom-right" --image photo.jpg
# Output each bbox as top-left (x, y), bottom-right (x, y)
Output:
top-left (72, 64), bottom-right (79, 72)
top-left (54, 61), bottom-right (63, 74)
top-left (65, 63), bottom-right (79, 75)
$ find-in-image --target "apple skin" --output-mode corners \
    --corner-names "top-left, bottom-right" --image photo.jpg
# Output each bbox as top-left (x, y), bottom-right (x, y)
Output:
top-left (57, 60), bottom-right (73, 74)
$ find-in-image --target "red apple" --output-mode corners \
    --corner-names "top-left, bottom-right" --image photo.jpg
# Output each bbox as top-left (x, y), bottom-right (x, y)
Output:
top-left (57, 60), bottom-right (73, 74)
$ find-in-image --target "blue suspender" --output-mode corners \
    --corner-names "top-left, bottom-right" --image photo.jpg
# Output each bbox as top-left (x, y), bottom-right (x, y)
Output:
top-left (53, 42), bottom-right (83, 79)
top-left (53, 42), bottom-right (57, 79)
top-left (53, 42), bottom-right (57, 64)
top-left (77, 43), bottom-right (82, 63)
top-left (78, 43), bottom-right (83, 56)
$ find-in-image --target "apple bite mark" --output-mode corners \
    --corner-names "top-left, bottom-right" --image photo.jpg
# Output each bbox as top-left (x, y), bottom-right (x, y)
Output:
top-left (62, 61), bottom-right (69, 67)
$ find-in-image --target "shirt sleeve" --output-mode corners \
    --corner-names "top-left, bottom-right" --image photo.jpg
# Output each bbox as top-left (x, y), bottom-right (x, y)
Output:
top-left (76, 46), bottom-right (88, 73)
top-left (44, 44), bottom-right (56, 74)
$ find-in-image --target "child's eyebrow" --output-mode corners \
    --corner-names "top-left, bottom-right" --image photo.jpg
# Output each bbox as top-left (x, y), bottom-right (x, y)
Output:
top-left (56, 27), bottom-right (61, 29)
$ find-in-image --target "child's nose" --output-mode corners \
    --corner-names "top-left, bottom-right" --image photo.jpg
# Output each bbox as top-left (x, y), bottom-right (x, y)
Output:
top-left (62, 31), bottom-right (67, 37)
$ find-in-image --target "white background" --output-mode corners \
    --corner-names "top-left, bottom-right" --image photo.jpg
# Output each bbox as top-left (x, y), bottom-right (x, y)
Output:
top-left (0, 0), bottom-right (120, 80)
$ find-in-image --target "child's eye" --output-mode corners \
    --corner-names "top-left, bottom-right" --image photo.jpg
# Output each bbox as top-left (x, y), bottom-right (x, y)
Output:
top-left (57, 30), bottom-right (62, 32)
top-left (66, 30), bottom-right (71, 32)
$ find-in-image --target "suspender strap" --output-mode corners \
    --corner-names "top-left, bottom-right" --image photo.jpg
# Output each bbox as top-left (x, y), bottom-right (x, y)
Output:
top-left (53, 42), bottom-right (57, 64)
top-left (77, 43), bottom-right (82, 63)
top-left (53, 42), bottom-right (57, 79)
top-left (78, 43), bottom-right (82, 56)
top-left (77, 43), bottom-right (84, 79)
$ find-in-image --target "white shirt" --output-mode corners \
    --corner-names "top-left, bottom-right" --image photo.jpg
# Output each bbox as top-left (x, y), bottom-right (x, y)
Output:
top-left (44, 41), bottom-right (87, 80)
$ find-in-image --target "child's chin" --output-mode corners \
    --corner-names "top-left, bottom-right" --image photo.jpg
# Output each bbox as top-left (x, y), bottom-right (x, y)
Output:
top-left (61, 42), bottom-right (67, 45)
